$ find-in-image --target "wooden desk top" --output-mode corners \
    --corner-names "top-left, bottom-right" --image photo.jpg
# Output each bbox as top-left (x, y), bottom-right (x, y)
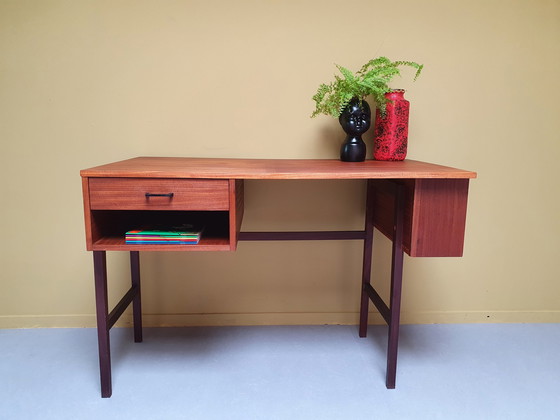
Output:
top-left (81, 157), bottom-right (477, 180)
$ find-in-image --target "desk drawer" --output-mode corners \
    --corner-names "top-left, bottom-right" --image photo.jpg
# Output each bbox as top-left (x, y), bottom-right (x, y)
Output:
top-left (88, 178), bottom-right (229, 210)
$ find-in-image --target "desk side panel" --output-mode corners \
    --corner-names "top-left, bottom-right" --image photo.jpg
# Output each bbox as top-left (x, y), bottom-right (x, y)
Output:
top-left (373, 179), bottom-right (470, 257)
top-left (229, 179), bottom-right (244, 251)
top-left (410, 179), bottom-right (470, 257)
top-left (82, 177), bottom-right (96, 251)
top-left (371, 180), bottom-right (403, 251)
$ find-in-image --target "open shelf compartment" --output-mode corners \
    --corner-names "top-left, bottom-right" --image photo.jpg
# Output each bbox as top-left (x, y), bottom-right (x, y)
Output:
top-left (89, 210), bottom-right (232, 251)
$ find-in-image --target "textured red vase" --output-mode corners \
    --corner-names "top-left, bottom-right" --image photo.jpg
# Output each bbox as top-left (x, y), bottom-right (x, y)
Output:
top-left (373, 89), bottom-right (410, 161)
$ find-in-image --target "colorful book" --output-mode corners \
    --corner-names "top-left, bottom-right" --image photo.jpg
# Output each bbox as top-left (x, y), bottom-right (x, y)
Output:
top-left (125, 224), bottom-right (203, 245)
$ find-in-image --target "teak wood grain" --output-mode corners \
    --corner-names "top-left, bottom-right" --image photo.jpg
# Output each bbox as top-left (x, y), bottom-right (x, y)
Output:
top-left (372, 179), bottom-right (470, 257)
top-left (81, 157), bottom-right (476, 256)
top-left (229, 179), bottom-right (244, 251)
top-left (81, 157), bottom-right (477, 180)
top-left (88, 178), bottom-right (229, 211)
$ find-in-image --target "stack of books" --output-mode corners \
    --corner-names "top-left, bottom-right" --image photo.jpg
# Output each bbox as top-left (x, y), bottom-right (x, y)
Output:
top-left (125, 225), bottom-right (203, 245)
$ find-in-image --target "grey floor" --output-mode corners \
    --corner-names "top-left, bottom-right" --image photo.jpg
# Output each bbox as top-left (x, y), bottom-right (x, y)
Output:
top-left (1, 324), bottom-right (559, 420)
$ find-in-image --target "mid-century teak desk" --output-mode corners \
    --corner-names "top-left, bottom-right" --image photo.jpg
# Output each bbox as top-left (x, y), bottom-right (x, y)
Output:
top-left (80, 157), bottom-right (476, 397)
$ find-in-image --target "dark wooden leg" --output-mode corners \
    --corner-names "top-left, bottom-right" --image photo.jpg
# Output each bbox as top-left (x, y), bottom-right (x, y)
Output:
top-left (130, 251), bottom-right (143, 343)
top-left (386, 184), bottom-right (405, 389)
top-left (93, 251), bottom-right (112, 398)
top-left (358, 181), bottom-right (406, 388)
top-left (359, 180), bottom-right (375, 337)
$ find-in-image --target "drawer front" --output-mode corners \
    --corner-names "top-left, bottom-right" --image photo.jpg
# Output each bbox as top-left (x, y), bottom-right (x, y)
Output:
top-left (89, 178), bottom-right (230, 210)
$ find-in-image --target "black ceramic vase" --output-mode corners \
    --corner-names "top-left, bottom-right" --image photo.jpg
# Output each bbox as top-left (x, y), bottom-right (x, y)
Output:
top-left (339, 98), bottom-right (371, 162)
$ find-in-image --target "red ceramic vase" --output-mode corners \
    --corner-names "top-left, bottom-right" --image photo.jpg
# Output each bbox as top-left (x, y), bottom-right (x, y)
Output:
top-left (373, 89), bottom-right (410, 161)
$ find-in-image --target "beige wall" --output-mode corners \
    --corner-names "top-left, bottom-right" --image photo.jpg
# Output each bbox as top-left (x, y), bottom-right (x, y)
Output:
top-left (1, 0), bottom-right (559, 328)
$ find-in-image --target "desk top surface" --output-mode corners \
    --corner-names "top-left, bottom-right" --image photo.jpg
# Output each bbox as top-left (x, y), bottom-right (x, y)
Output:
top-left (81, 157), bottom-right (477, 180)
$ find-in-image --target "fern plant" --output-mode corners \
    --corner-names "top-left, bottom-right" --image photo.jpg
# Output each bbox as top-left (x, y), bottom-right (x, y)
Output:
top-left (311, 57), bottom-right (423, 118)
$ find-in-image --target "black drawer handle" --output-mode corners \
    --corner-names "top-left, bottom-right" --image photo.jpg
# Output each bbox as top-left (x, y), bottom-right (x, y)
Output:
top-left (145, 193), bottom-right (174, 198)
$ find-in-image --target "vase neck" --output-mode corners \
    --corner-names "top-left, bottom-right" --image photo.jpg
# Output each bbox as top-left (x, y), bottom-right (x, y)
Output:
top-left (386, 89), bottom-right (405, 100)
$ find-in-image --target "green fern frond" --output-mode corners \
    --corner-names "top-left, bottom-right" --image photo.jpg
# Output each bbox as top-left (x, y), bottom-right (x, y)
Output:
top-left (392, 60), bottom-right (423, 81)
top-left (358, 56), bottom-right (392, 74)
top-left (311, 57), bottom-right (423, 118)
top-left (336, 65), bottom-right (356, 82)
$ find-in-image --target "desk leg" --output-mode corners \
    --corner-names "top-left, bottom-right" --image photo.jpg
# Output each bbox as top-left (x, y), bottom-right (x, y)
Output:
top-left (93, 251), bottom-right (112, 398)
top-left (358, 181), bottom-right (406, 389)
top-left (92, 251), bottom-right (143, 398)
top-left (359, 180), bottom-right (375, 337)
top-left (386, 184), bottom-right (405, 389)
top-left (130, 251), bottom-right (143, 343)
